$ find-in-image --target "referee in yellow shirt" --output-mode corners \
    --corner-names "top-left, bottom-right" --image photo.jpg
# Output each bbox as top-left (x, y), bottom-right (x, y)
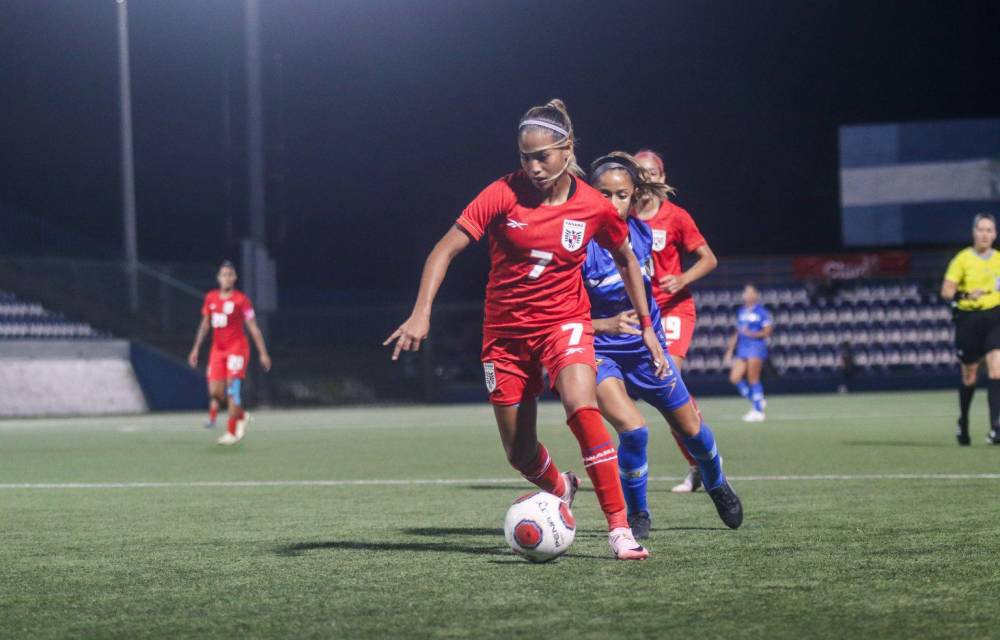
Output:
top-left (941, 213), bottom-right (1000, 445)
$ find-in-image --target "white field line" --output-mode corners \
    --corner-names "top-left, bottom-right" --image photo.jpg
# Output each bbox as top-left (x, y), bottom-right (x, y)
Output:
top-left (1, 474), bottom-right (999, 490)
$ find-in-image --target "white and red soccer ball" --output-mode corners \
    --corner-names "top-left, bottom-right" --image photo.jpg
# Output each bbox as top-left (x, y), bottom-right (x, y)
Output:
top-left (503, 491), bottom-right (576, 562)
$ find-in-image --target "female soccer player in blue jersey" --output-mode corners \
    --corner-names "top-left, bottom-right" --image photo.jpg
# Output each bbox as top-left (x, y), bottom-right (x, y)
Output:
top-left (724, 284), bottom-right (773, 422)
top-left (584, 152), bottom-right (743, 537)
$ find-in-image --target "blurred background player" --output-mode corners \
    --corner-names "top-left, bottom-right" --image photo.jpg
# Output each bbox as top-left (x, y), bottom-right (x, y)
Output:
top-left (724, 284), bottom-right (773, 422)
top-left (634, 149), bottom-right (719, 493)
top-left (585, 152), bottom-right (743, 537)
top-left (188, 261), bottom-right (272, 445)
top-left (940, 213), bottom-right (1000, 446)
top-left (384, 100), bottom-right (667, 560)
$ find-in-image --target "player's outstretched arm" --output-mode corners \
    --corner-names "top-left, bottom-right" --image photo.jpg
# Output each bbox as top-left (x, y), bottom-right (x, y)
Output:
top-left (384, 225), bottom-right (471, 361)
top-left (610, 240), bottom-right (667, 378)
top-left (188, 316), bottom-right (210, 368)
top-left (245, 317), bottom-right (272, 371)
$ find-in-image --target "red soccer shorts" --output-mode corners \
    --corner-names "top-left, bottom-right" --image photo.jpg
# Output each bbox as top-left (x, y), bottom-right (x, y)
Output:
top-left (661, 307), bottom-right (697, 359)
top-left (207, 347), bottom-right (250, 382)
top-left (481, 320), bottom-right (596, 406)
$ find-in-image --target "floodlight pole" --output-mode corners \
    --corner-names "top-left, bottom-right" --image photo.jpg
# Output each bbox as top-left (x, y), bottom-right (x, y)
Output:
top-left (245, 0), bottom-right (265, 244)
top-left (117, 0), bottom-right (139, 312)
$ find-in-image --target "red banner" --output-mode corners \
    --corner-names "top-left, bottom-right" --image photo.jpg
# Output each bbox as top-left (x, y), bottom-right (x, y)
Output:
top-left (793, 251), bottom-right (910, 281)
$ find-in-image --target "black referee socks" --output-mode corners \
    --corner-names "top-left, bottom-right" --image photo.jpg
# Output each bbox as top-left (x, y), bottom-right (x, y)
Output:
top-left (959, 384), bottom-right (975, 431)
top-left (988, 379), bottom-right (1000, 434)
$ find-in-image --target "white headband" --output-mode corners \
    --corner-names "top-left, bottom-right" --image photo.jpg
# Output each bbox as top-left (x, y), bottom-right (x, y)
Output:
top-left (519, 119), bottom-right (569, 138)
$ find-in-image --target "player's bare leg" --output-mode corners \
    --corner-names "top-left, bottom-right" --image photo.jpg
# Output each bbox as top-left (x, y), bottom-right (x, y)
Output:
top-left (217, 378), bottom-right (247, 445)
top-left (556, 364), bottom-right (647, 560)
top-left (494, 400), bottom-right (575, 503)
top-left (205, 381), bottom-right (225, 429)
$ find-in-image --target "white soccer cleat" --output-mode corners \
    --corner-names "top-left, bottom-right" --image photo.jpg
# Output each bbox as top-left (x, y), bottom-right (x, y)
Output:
top-left (742, 409), bottom-right (766, 423)
top-left (671, 465), bottom-right (703, 493)
top-left (234, 411), bottom-right (251, 442)
top-left (216, 432), bottom-right (238, 446)
top-left (609, 527), bottom-right (649, 560)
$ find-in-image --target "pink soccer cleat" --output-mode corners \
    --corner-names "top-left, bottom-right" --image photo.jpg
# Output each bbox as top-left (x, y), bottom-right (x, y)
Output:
top-left (609, 527), bottom-right (650, 560)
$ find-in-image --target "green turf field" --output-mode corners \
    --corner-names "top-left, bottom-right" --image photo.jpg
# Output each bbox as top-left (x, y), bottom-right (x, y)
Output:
top-left (2, 391), bottom-right (998, 639)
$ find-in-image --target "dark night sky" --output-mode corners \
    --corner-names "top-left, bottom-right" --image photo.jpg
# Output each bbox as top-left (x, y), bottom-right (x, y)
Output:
top-left (1, 1), bottom-right (998, 301)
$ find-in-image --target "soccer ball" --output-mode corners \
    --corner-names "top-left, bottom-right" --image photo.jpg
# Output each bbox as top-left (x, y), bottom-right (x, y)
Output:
top-left (503, 491), bottom-right (576, 562)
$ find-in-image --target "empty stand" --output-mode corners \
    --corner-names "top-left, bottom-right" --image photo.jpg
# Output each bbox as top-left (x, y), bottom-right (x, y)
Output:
top-left (0, 290), bottom-right (104, 339)
top-left (684, 282), bottom-right (956, 377)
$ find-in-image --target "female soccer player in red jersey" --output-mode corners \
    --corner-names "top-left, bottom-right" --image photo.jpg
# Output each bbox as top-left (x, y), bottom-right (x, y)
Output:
top-left (188, 261), bottom-right (272, 446)
top-left (634, 149), bottom-right (719, 494)
top-left (385, 100), bottom-right (666, 560)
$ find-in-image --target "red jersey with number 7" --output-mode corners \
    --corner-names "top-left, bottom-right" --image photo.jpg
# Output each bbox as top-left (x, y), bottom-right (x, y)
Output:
top-left (202, 289), bottom-right (255, 352)
top-left (456, 171), bottom-right (628, 338)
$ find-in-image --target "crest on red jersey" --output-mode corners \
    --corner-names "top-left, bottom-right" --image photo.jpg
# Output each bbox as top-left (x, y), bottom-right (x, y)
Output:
top-left (223, 300), bottom-right (235, 314)
top-left (561, 219), bottom-right (586, 251)
top-left (652, 229), bottom-right (667, 252)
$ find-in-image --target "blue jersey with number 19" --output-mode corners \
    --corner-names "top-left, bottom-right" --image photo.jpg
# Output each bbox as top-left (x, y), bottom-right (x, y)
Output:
top-left (583, 217), bottom-right (667, 355)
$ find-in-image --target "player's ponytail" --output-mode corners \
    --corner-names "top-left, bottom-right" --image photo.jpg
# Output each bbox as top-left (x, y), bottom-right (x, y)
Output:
top-left (590, 151), bottom-right (675, 206)
top-left (518, 98), bottom-right (585, 182)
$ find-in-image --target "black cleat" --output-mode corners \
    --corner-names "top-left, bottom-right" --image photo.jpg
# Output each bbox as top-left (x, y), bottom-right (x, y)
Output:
top-left (708, 481), bottom-right (744, 530)
top-left (956, 419), bottom-right (970, 446)
top-left (987, 430), bottom-right (1000, 446)
top-left (628, 511), bottom-right (652, 540)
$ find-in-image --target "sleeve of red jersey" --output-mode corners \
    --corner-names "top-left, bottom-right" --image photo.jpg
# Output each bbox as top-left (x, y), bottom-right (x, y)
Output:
top-left (677, 207), bottom-right (707, 253)
top-left (593, 201), bottom-right (629, 250)
top-left (241, 295), bottom-right (256, 321)
top-left (455, 178), bottom-right (516, 241)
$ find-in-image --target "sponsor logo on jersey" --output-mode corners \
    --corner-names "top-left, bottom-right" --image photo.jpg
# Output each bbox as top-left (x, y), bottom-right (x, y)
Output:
top-left (223, 300), bottom-right (235, 314)
top-left (506, 217), bottom-right (528, 230)
top-left (652, 229), bottom-right (667, 252)
top-left (564, 347), bottom-right (585, 356)
top-left (561, 219), bottom-right (586, 251)
top-left (483, 362), bottom-right (496, 392)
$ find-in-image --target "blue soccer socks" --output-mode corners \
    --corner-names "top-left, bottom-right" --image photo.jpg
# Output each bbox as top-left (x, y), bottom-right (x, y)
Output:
top-left (736, 380), bottom-right (751, 400)
top-left (617, 426), bottom-right (649, 515)
top-left (682, 423), bottom-right (725, 491)
top-left (750, 383), bottom-right (765, 412)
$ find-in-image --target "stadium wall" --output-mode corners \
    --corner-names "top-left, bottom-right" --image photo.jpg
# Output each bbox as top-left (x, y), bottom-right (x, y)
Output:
top-left (129, 341), bottom-right (205, 412)
top-left (0, 340), bottom-right (203, 416)
top-left (0, 340), bottom-right (147, 417)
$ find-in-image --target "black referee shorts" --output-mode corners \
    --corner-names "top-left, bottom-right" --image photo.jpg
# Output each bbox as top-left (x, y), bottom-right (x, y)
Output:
top-left (954, 307), bottom-right (1000, 364)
